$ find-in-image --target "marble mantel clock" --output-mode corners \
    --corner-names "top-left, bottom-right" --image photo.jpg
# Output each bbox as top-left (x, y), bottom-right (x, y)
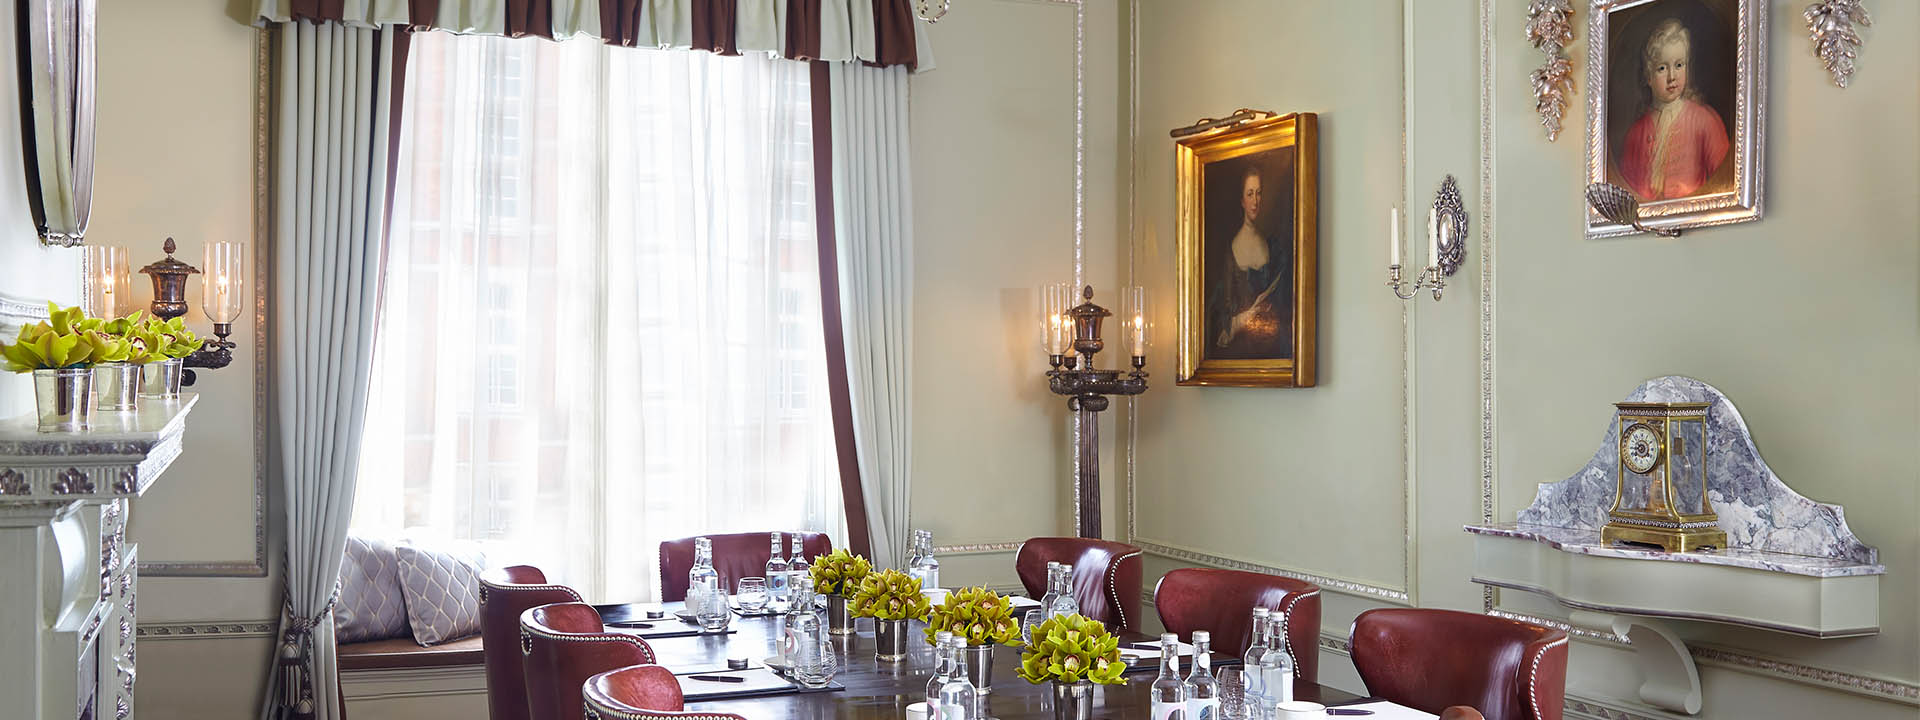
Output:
top-left (1602, 401), bottom-right (1728, 552)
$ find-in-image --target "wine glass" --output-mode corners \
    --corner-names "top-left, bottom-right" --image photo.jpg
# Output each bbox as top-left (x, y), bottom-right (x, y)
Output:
top-left (1021, 609), bottom-right (1046, 645)
top-left (736, 577), bottom-right (769, 613)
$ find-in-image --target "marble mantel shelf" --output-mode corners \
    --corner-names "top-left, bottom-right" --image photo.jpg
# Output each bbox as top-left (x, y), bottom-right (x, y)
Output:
top-left (0, 393), bottom-right (199, 503)
top-left (1466, 522), bottom-right (1886, 578)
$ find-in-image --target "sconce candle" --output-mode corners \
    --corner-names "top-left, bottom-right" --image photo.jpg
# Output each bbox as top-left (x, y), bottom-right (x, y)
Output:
top-left (81, 245), bottom-right (128, 319)
top-left (1387, 206), bottom-right (1400, 267)
top-left (1118, 286), bottom-right (1147, 359)
top-left (201, 242), bottom-right (245, 328)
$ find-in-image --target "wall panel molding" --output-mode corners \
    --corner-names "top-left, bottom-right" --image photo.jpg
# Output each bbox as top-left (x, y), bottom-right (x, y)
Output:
top-left (1133, 540), bottom-right (1410, 604)
top-left (137, 620), bottom-right (278, 639)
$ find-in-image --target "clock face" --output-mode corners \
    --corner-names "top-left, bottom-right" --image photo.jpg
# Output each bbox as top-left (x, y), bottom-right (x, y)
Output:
top-left (1622, 423), bottom-right (1662, 475)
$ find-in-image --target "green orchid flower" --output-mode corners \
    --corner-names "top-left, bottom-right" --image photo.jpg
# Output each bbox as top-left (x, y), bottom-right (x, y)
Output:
top-left (807, 548), bottom-right (874, 597)
top-left (1015, 613), bottom-right (1126, 686)
top-left (924, 585), bottom-right (1023, 648)
top-left (0, 303), bottom-right (102, 372)
top-left (847, 569), bottom-right (931, 621)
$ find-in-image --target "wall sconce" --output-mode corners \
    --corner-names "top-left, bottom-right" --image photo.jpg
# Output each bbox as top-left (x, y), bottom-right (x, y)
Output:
top-left (132, 237), bottom-right (243, 385)
top-left (1387, 175), bottom-right (1468, 301)
top-left (1042, 283), bottom-right (1149, 539)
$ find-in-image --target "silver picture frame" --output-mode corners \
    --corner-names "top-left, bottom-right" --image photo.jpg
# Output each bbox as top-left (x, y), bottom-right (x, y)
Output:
top-left (1586, 0), bottom-right (1766, 239)
top-left (16, 0), bottom-right (97, 247)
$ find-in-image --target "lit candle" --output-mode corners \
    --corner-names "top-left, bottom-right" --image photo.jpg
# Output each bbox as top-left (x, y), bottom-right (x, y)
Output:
top-left (1388, 206), bottom-right (1400, 267)
top-left (1050, 314), bottom-right (1064, 355)
top-left (1131, 314), bottom-right (1146, 357)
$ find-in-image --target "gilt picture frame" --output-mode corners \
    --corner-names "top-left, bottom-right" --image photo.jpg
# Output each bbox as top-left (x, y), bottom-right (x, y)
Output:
top-left (1175, 112), bottom-right (1318, 388)
top-left (1586, 0), bottom-right (1766, 238)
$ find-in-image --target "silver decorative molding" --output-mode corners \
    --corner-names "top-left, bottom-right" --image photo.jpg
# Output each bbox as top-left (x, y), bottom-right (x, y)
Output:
top-left (1689, 644), bottom-right (1919, 705)
top-left (1563, 696), bottom-right (1677, 720)
top-left (136, 620), bottom-right (278, 639)
top-left (1525, 0), bottom-right (1575, 141)
top-left (140, 27), bottom-right (272, 578)
top-left (1804, 0), bottom-right (1870, 88)
top-left (931, 542), bottom-right (1022, 555)
top-left (1132, 539), bottom-right (1409, 604)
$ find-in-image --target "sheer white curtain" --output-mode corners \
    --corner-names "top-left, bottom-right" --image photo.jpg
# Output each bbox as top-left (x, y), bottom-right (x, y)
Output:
top-left (354, 31), bottom-right (845, 602)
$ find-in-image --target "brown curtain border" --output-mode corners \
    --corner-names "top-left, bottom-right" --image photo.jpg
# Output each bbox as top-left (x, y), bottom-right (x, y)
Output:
top-left (272, 0), bottom-right (921, 69)
top-left (809, 61), bottom-right (874, 559)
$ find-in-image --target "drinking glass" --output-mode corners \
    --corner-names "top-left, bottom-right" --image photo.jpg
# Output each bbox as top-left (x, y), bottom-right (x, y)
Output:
top-left (792, 638), bottom-right (839, 688)
top-left (1217, 667), bottom-right (1250, 720)
top-left (1021, 609), bottom-right (1045, 645)
top-left (694, 582), bottom-right (732, 631)
top-left (736, 577), bottom-right (770, 613)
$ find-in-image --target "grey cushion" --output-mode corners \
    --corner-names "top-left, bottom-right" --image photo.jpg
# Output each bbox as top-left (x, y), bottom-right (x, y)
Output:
top-left (335, 535), bottom-right (410, 643)
top-left (395, 542), bottom-right (488, 646)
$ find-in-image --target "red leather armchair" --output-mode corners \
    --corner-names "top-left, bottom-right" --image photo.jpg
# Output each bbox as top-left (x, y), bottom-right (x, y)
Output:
top-left (656, 532), bottom-right (833, 602)
top-left (1349, 608), bottom-right (1568, 720)
top-left (521, 603), bottom-right (657, 720)
top-left (1014, 537), bottom-right (1143, 633)
top-left (482, 566), bottom-right (584, 720)
top-left (582, 665), bottom-right (748, 720)
top-left (1152, 567), bottom-right (1321, 684)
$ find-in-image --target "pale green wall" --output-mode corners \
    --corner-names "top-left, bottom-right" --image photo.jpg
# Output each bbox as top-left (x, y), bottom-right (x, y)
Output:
top-left (1125, 0), bottom-right (1917, 717)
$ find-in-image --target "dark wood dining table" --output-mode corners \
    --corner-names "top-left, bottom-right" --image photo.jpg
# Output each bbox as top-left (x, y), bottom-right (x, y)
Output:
top-left (631, 605), bottom-right (1361, 719)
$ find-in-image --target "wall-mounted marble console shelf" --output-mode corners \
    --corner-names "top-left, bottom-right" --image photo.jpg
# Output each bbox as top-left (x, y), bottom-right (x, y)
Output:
top-left (0, 393), bottom-right (197, 720)
top-left (1467, 522), bottom-right (1882, 637)
top-left (1465, 377), bottom-right (1884, 715)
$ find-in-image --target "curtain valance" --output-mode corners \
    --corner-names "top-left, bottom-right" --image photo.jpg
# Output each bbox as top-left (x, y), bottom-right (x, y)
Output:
top-left (252, 0), bottom-right (934, 70)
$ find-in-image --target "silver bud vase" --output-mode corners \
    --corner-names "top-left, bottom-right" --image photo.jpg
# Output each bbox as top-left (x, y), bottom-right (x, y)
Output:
top-left (826, 594), bottom-right (854, 635)
top-left (873, 618), bottom-right (908, 662)
top-left (92, 362), bottom-right (141, 412)
top-left (1050, 680), bottom-right (1093, 720)
top-left (34, 367), bottom-right (93, 432)
top-left (138, 358), bottom-right (183, 399)
top-left (959, 643), bottom-right (995, 693)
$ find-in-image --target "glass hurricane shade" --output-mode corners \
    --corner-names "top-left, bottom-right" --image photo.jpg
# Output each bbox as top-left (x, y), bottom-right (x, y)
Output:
top-left (1040, 284), bottom-right (1149, 359)
top-left (81, 245), bottom-right (129, 319)
top-left (1040, 282), bottom-right (1074, 356)
top-left (201, 241), bottom-right (245, 324)
top-left (1117, 286), bottom-right (1147, 358)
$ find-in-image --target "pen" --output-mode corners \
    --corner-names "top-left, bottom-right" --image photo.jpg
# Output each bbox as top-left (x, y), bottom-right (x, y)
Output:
top-left (1325, 710), bottom-right (1374, 716)
top-left (686, 675), bottom-right (747, 683)
top-left (609, 621), bottom-right (655, 629)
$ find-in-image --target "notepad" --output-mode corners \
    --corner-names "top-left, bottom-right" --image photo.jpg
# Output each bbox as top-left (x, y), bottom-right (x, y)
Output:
top-left (1323, 700), bottom-right (1440, 719)
top-left (676, 668), bottom-right (796, 700)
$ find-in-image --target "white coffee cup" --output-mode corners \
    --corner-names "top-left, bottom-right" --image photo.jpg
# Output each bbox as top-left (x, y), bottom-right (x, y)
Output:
top-left (1276, 700), bottom-right (1326, 719)
top-left (906, 701), bottom-right (930, 720)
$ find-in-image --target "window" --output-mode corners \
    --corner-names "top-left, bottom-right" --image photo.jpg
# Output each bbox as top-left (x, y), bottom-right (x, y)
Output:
top-left (353, 32), bottom-right (845, 602)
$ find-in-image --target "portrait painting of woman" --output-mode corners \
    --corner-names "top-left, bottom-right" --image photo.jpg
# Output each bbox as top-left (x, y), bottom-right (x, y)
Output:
top-left (1175, 112), bottom-right (1317, 387)
top-left (1590, 0), bottom-right (1763, 237)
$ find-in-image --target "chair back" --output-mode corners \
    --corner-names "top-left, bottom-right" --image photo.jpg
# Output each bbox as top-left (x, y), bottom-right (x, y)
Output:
top-left (1152, 567), bottom-right (1321, 683)
top-left (582, 665), bottom-right (749, 720)
top-left (1349, 608), bottom-right (1568, 720)
top-left (481, 566), bottom-right (584, 720)
top-left (656, 531), bottom-right (833, 602)
top-left (521, 603), bottom-right (656, 720)
top-left (1013, 537), bottom-right (1144, 633)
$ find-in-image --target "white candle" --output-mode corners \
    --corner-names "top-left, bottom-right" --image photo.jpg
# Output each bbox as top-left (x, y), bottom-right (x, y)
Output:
top-left (1427, 207), bottom-right (1439, 268)
top-left (1132, 314), bottom-right (1146, 356)
top-left (1388, 207), bottom-right (1400, 267)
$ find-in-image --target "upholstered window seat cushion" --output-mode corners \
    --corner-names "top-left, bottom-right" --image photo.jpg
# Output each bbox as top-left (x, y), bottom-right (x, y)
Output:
top-left (337, 634), bottom-right (485, 670)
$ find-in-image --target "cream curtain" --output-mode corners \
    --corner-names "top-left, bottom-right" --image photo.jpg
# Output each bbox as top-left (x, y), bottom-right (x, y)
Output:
top-left (264, 20), bottom-right (399, 720)
top-left (351, 32), bottom-right (846, 602)
top-left (825, 63), bottom-right (914, 568)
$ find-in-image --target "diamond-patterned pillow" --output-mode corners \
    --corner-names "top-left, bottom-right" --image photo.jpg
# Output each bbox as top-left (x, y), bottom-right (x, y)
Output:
top-left (334, 535), bottom-right (410, 643)
top-left (395, 541), bottom-right (488, 646)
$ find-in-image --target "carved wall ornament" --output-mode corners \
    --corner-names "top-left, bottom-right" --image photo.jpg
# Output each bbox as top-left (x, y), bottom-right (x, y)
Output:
top-left (0, 468), bottom-right (28, 495)
top-left (1805, 0), bottom-right (1870, 88)
top-left (114, 469), bottom-right (137, 494)
top-left (1526, 0), bottom-right (1576, 141)
top-left (52, 467), bottom-right (95, 495)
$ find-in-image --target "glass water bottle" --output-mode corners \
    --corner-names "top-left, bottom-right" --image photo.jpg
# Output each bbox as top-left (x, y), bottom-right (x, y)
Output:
top-left (1150, 632), bottom-right (1187, 720)
top-left (937, 636), bottom-right (978, 720)
top-left (1184, 630), bottom-right (1219, 720)
top-left (912, 530), bottom-right (941, 590)
top-left (926, 630), bottom-right (955, 717)
top-left (788, 534), bottom-right (812, 598)
top-left (1046, 563), bottom-right (1079, 619)
top-left (766, 531), bottom-right (791, 608)
top-left (687, 537), bottom-right (719, 617)
top-left (1242, 608), bottom-right (1270, 702)
top-left (1258, 611), bottom-right (1295, 707)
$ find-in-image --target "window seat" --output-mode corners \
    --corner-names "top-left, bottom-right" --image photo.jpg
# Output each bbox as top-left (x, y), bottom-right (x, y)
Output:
top-left (338, 634), bottom-right (485, 670)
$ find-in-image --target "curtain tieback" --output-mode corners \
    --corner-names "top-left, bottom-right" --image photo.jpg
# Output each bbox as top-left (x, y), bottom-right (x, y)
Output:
top-left (275, 578), bottom-right (343, 719)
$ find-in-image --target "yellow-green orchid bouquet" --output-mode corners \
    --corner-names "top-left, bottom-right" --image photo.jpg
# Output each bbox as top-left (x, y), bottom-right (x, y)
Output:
top-left (846, 568), bottom-right (931, 622)
top-left (808, 548), bottom-right (872, 597)
top-left (924, 585), bottom-right (1022, 648)
top-left (1015, 613), bottom-right (1127, 686)
top-left (0, 303), bottom-right (113, 372)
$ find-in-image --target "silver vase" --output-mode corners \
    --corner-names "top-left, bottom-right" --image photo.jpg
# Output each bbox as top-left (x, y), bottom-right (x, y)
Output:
top-left (826, 595), bottom-right (854, 635)
top-left (34, 367), bottom-right (93, 432)
top-left (1051, 680), bottom-right (1093, 720)
top-left (92, 362), bottom-right (141, 412)
top-left (874, 618), bottom-right (909, 662)
top-left (959, 643), bottom-right (995, 693)
top-left (138, 358), bottom-right (183, 399)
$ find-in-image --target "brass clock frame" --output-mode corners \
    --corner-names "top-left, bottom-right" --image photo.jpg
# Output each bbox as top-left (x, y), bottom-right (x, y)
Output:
top-left (1602, 401), bottom-right (1726, 552)
top-left (1620, 422), bottom-right (1664, 475)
